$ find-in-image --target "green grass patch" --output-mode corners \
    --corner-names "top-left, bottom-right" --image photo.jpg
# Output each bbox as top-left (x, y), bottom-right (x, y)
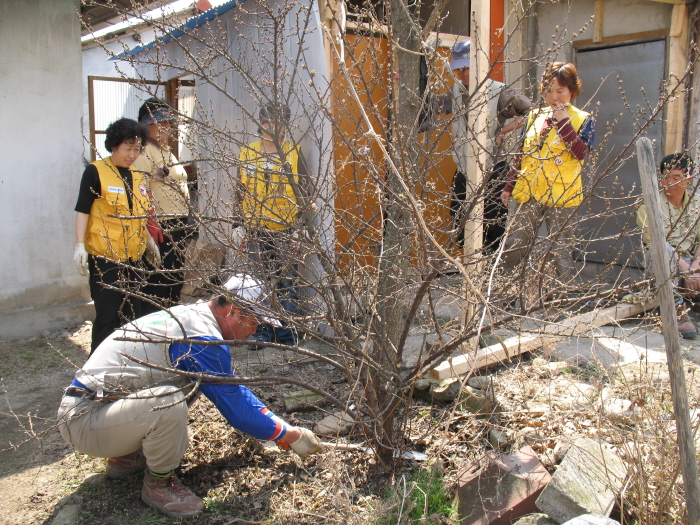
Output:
top-left (375, 466), bottom-right (456, 524)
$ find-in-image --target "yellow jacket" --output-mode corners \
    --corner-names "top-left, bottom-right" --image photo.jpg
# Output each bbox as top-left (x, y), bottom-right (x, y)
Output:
top-left (84, 157), bottom-right (150, 261)
top-left (240, 140), bottom-right (300, 230)
top-left (511, 105), bottom-right (590, 207)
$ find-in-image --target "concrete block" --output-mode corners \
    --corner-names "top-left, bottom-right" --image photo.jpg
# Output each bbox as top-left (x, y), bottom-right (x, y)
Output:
top-left (536, 438), bottom-right (626, 524)
top-left (431, 377), bottom-right (463, 402)
top-left (561, 515), bottom-right (620, 525)
top-left (489, 428), bottom-right (512, 450)
top-left (513, 514), bottom-right (558, 525)
top-left (601, 398), bottom-right (639, 424)
top-left (283, 390), bottom-right (325, 413)
top-left (459, 386), bottom-right (501, 415)
top-left (314, 410), bottom-right (354, 436)
top-left (457, 446), bottom-right (552, 524)
top-left (468, 375), bottom-right (499, 390)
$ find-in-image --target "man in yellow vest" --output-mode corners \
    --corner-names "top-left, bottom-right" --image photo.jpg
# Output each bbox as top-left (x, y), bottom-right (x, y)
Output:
top-left (239, 103), bottom-right (313, 348)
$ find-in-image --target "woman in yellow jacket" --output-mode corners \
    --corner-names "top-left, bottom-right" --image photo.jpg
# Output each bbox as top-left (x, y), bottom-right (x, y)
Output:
top-left (500, 62), bottom-right (595, 287)
top-left (73, 118), bottom-right (161, 352)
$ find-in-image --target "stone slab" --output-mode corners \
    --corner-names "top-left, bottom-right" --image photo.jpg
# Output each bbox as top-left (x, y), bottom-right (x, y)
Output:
top-left (536, 438), bottom-right (626, 523)
top-left (457, 446), bottom-right (551, 524)
top-left (513, 514), bottom-right (558, 525)
top-left (550, 324), bottom-right (667, 370)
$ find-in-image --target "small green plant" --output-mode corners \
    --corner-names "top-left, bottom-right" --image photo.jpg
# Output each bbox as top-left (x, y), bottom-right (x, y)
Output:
top-left (375, 466), bottom-right (456, 524)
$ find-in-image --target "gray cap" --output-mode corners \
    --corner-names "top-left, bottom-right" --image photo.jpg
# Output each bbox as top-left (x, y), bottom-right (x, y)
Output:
top-left (450, 39), bottom-right (470, 70)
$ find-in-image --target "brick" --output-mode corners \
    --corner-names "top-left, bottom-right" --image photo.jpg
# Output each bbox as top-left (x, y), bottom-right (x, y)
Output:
top-left (535, 438), bottom-right (626, 524)
top-left (457, 446), bottom-right (551, 524)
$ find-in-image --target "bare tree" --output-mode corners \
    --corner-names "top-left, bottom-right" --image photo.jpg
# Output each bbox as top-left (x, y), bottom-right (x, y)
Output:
top-left (77, 5), bottom-right (700, 509)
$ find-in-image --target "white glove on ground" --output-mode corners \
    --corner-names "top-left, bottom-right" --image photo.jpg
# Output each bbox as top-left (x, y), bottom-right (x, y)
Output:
top-left (145, 236), bottom-right (162, 267)
top-left (74, 243), bottom-right (88, 276)
top-left (289, 427), bottom-right (322, 458)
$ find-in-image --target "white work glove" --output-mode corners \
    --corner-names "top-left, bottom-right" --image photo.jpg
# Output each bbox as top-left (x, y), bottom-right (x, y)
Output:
top-left (74, 243), bottom-right (89, 276)
top-left (288, 427), bottom-right (322, 458)
top-left (145, 236), bottom-right (162, 267)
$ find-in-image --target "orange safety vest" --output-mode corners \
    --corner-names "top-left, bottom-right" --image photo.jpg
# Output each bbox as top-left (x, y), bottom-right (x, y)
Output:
top-left (84, 157), bottom-right (150, 261)
top-left (511, 105), bottom-right (591, 207)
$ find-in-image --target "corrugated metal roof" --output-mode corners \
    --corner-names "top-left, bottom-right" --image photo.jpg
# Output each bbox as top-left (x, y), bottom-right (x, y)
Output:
top-left (81, 0), bottom-right (164, 36)
top-left (115, 0), bottom-right (244, 59)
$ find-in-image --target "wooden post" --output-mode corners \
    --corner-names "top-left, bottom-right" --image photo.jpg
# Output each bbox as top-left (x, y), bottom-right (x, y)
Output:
top-left (666, 3), bottom-right (688, 155)
top-left (461, 0), bottom-right (490, 351)
top-left (593, 0), bottom-right (604, 43)
top-left (636, 137), bottom-right (700, 524)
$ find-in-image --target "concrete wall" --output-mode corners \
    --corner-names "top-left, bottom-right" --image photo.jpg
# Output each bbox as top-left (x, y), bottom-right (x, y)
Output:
top-left (0, 0), bottom-right (93, 339)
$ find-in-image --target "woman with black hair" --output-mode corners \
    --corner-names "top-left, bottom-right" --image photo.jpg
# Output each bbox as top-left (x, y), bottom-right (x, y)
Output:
top-left (131, 97), bottom-right (191, 314)
top-left (73, 117), bottom-right (161, 352)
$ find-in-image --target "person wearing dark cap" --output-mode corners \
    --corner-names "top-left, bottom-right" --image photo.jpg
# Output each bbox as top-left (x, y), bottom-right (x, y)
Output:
top-left (420, 39), bottom-right (531, 248)
top-left (131, 97), bottom-right (192, 313)
top-left (73, 118), bottom-right (161, 352)
top-left (238, 102), bottom-right (313, 349)
top-left (56, 274), bottom-right (322, 518)
top-left (636, 153), bottom-right (700, 339)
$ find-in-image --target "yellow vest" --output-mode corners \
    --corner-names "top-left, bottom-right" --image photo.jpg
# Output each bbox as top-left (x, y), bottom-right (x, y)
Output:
top-left (511, 105), bottom-right (591, 207)
top-left (84, 157), bottom-right (150, 261)
top-left (240, 140), bottom-right (300, 231)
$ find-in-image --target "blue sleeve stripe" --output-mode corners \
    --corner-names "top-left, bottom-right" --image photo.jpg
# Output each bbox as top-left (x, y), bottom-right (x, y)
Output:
top-left (168, 337), bottom-right (289, 441)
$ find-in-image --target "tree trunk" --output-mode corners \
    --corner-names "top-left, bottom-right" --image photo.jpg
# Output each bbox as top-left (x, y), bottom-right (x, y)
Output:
top-left (369, 0), bottom-right (422, 467)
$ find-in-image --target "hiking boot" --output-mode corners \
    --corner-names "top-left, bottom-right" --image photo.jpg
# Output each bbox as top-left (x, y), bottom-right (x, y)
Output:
top-left (677, 305), bottom-right (697, 340)
top-left (106, 449), bottom-right (147, 479)
top-left (141, 471), bottom-right (204, 518)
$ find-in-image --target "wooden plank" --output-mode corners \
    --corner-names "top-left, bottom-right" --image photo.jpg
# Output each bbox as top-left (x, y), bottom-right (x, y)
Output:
top-left (666, 3), bottom-right (689, 155)
top-left (429, 298), bottom-right (658, 380)
top-left (646, 0), bottom-right (687, 5)
top-left (593, 0), bottom-right (604, 43)
top-left (573, 29), bottom-right (667, 49)
top-left (430, 334), bottom-right (558, 380)
top-left (541, 298), bottom-right (658, 336)
top-left (637, 137), bottom-right (700, 523)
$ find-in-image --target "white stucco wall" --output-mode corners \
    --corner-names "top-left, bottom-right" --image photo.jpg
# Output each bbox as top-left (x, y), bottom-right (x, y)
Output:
top-left (0, 0), bottom-right (92, 338)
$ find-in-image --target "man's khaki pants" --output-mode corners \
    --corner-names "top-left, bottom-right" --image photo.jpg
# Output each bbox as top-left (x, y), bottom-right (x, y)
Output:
top-left (57, 386), bottom-right (189, 474)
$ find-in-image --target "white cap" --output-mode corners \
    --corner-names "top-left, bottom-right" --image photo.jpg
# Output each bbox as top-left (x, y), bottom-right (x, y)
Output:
top-left (223, 274), bottom-right (281, 326)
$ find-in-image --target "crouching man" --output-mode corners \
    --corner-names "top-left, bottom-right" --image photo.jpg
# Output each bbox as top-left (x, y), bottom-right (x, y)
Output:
top-left (56, 274), bottom-right (321, 518)
top-left (637, 153), bottom-right (700, 339)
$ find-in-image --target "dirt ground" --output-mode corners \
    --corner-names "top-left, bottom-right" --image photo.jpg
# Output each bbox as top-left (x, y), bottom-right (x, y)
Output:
top-left (0, 323), bottom-right (396, 525)
top-left (2, 304), bottom-right (700, 524)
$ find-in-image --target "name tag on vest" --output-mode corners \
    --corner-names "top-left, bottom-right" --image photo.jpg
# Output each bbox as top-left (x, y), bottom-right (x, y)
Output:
top-left (107, 186), bottom-right (125, 194)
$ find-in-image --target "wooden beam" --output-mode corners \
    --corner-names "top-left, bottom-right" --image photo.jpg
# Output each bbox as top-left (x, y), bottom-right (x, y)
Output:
top-left (429, 298), bottom-right (659, 380)
top-left (666, 3), bottom-right (689, 155)
top-left (593, 0), bottom-right (604, 43)
top-left (646, 0), bottom-right (687, 5)
top-left (573, 28), bottom-right (667, 49)
top-left (461, 0), bottom-right (491, 352)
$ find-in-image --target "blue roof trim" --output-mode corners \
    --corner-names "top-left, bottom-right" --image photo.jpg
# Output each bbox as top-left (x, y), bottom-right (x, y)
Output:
top-left (112, 0), bottom-right (243, 60)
